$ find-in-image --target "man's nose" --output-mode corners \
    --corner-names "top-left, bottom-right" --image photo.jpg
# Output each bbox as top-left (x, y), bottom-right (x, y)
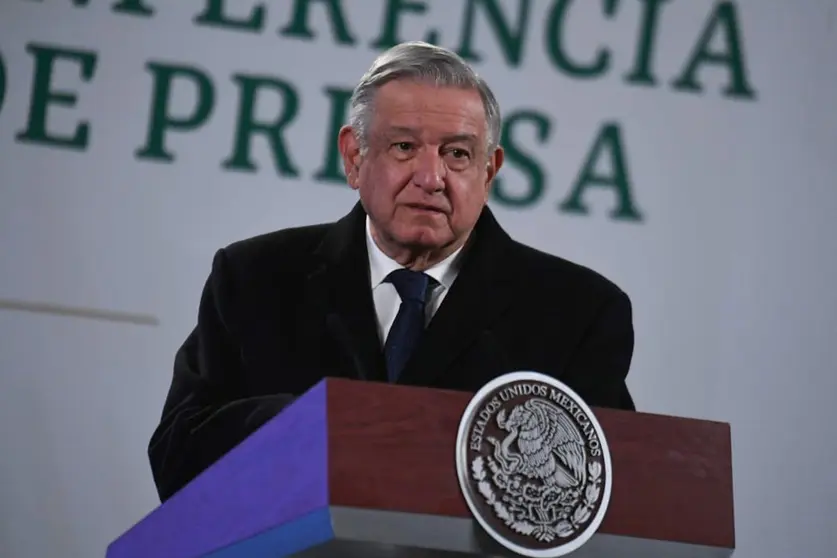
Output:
top-left (412, 150), bottom-right (445, 191)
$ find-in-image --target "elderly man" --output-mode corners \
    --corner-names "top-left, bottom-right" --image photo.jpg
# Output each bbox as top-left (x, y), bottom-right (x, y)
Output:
top-left (148, 41), bottom-right (635, 502)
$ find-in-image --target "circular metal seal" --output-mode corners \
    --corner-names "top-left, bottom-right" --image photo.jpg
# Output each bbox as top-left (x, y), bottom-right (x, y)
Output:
top-left (455, 371), bottom-right (613, 557)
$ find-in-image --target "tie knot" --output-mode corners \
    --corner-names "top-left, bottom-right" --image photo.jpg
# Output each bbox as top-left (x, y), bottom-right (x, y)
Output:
top-left (386, 269), bottom-right (432, 304)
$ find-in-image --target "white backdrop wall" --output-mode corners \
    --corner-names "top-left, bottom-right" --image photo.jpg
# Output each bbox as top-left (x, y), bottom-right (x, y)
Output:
top-left (1, 1), bottom-right (835, 557)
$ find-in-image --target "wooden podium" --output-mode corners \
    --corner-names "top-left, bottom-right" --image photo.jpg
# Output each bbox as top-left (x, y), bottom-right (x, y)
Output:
top-left (106, 378), bottom-right (735, 557)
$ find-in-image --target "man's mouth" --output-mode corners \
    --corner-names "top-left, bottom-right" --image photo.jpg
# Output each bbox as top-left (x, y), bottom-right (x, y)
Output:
top-left (405, 203), bottom-right (446, 214)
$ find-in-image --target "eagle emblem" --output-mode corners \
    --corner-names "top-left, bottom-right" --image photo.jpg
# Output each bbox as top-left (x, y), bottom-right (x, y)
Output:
top-left (488, 398), bottom-right (586, 490)
top-left (456, 372), bottom-right (612, 558)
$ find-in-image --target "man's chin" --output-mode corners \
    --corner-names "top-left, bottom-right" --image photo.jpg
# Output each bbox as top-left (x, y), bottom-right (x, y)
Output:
top-left (395, 226), bottom-right (452, 251)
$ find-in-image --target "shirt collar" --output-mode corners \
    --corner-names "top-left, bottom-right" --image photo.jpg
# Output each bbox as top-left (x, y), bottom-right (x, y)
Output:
top-left (365, 216), bottom-right (463, 291)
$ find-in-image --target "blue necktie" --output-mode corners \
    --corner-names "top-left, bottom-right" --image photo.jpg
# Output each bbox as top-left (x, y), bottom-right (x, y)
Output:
top-left (384, 269), bottom-right (432, 382)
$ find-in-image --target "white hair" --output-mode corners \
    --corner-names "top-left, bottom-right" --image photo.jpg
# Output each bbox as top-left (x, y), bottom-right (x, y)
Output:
top-left (348, 41), bottom-right (502, 155)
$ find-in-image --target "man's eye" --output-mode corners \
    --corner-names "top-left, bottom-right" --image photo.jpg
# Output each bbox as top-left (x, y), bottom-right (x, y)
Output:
top-left (448, 148), bottom-right (470, 159)
top-left (395, 142), bottom-right (413, 151)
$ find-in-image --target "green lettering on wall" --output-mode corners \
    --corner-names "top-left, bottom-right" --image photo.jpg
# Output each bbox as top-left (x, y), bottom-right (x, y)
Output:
top-left (135, 63), bottom-right (215, 162)
top-left (279, 0), bottom-right (356, 45)
top-left (16, 43), bottom-right (97, 151)
top-left (314, 86), bottom-right (353, 183)
top-left (457, 0), bottom-right (532, 67)
top-left (370, 0), bottom-right (439, 50)
top-left (112, 0), bottom-right (153, 16)
top-left (546, 0), bottom-right (620, 78)
top-left (671, 1), bottom-right (757, 99)
top-left (560, 122), bottom-right (642, 221)
top-left (491, 110), bottom-right (550, 207)
top-left (623, 0), bottom-right (670, 85)
top-left (193, 0), bottom-right (264, 32)
top-left (222, 75), bottom-right (300, 176)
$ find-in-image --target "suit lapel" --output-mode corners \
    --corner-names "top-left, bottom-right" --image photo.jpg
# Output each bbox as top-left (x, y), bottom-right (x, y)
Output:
top-left (397, 207), bottom-right (520, 386)
top-left (304, 203), bottom-right (388, 383)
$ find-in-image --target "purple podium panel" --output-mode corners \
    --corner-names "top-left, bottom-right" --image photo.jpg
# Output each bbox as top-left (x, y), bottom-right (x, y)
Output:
top-left (106, 383), bottom-right (329, 558)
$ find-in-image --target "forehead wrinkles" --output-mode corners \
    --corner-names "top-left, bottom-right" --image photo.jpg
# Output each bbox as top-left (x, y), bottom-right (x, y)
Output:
top-left (383, 124), bottom-right (480, 145)
top-left (375, 117), bottom-right (485, 149)
top-left (371, 83), bottom-right (487, 141)
top-left (389, 103), bottom-right (483, 129)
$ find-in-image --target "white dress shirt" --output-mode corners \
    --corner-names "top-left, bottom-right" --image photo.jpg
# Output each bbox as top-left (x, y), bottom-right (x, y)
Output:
top-left (365, 216), bottom-right (464, 346)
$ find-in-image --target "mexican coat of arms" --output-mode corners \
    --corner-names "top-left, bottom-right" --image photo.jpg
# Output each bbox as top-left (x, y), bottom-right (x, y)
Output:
top-left (455, 371), bottom-right (613, 557)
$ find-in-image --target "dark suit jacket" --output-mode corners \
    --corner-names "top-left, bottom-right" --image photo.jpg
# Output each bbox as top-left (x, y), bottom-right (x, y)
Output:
top-left (148, 202), bottom-right (635, 502)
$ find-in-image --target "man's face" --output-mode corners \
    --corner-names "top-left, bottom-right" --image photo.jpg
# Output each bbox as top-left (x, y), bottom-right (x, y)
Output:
top-left (339, 80), bottom-right (504, 262)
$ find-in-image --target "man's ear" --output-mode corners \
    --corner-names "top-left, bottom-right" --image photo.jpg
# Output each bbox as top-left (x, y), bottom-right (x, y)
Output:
top-left (484, 146), bottom-right (505, 198)
top-left (338, 125), bottom-right (363, 189)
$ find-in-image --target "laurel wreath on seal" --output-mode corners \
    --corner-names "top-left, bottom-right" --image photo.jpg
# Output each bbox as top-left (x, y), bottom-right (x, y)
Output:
top-left (471, 455), bottom-right (603, 542)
